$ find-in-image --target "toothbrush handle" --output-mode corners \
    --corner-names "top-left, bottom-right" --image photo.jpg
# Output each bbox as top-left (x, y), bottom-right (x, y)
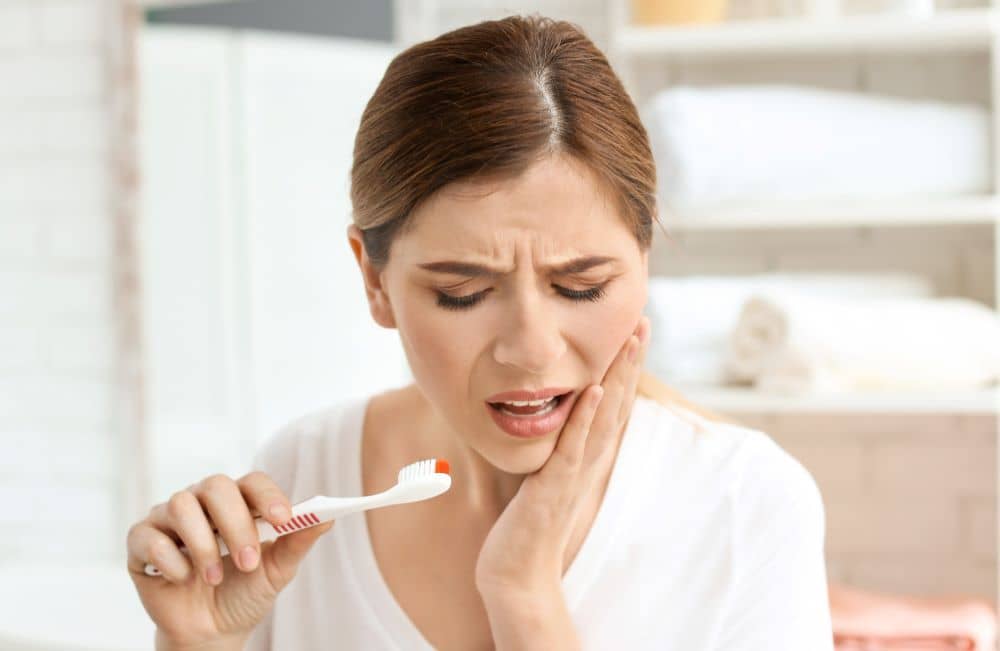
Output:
top-left (142, 496), bottom-right (375, 577)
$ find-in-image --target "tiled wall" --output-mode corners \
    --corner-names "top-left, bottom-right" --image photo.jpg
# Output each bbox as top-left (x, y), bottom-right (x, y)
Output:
top-left (0, 0), bottom-right (118, 562)
top-left (737, 411), bottom-right (997, 600)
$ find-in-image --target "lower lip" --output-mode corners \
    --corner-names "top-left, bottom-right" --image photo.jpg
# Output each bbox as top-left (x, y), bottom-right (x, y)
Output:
top-left (486, 393), bottom-right (575, 439)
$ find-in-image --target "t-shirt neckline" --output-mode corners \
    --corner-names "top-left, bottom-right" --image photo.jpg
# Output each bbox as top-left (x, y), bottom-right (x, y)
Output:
top-left (336, 393), bottom-right (653, 649)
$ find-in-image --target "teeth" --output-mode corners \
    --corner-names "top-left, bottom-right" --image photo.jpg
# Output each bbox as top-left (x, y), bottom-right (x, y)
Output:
top-left (502, 398), bottom-right (552, 407)
top-left (496, 397), bottom-right (558, 417)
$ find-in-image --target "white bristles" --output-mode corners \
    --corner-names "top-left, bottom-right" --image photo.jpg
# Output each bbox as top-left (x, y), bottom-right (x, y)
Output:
top-left (397, 458), bottom-right (439, 483)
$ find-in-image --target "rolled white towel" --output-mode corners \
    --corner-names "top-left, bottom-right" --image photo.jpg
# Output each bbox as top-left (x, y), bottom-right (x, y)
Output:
top-left (726, 292), bottom-right (1000, 393)
top-left (643, 85), bottom-right (991, 209)
top-left (645, 272), bottom-right (932, 384)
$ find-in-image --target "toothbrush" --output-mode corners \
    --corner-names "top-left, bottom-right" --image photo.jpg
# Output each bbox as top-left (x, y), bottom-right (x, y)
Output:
top-left (144, 458), bottom-right (451, 577)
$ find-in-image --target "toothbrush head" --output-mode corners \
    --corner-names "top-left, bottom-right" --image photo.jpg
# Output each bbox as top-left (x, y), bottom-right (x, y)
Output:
top-left (394, 457), bottom-right (452, 501)
top-left (396, 457), bottom-right (450, 483)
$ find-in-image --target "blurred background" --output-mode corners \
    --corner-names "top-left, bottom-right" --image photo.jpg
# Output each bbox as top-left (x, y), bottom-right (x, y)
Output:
top-left (2, 0), bottom-right (999, 649)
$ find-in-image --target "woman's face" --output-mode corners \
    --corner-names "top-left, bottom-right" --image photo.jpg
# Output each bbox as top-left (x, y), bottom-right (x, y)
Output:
top-left (377, 154), bottom-right (648, 474)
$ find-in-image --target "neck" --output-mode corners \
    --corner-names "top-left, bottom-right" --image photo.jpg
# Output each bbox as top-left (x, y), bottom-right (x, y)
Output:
top-left (404, 384), bottom-right (526, 516)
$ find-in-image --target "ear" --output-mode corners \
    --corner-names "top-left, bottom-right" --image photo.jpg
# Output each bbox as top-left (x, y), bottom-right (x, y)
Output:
top-left (347, 224), bottom-right (397, 329)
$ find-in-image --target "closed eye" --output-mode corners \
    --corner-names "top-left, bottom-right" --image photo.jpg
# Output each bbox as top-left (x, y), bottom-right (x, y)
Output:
top-left (435, 288), bottom-right (491, 311)
top-left (554, 284), bottom-right (606, 302)
top-left (435, 283), bottom-right (608, 311)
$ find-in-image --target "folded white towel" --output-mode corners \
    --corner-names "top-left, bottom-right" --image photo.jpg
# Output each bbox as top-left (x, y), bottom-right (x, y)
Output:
top-left (726, 292), bottom-right (1000, 394)
top-left (644, 272), bottom-right (933, 385)
top-left (642, 85), bottom-right (991, 209)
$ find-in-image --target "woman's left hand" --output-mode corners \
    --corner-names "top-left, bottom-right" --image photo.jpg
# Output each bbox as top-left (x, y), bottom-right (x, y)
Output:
top-left (474, 316), bottom-right (651, 601)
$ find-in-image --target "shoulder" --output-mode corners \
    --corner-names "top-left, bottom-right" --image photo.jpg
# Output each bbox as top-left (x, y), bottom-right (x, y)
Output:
top-left (251, 396), bottom-right (368, 498)
top-left (638, 395), bottom-right (825, 547)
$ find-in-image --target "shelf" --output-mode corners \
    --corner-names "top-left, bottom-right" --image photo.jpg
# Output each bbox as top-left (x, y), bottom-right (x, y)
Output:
top-left (676, 384), bottom-right (1000, 414)
top-left (614, 8), bottom-right (996, 59)
top-left (660, 194), bottom-right (1000, 231)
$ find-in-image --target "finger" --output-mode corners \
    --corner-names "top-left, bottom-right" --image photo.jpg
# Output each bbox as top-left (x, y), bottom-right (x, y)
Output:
top-left (546, 385), bottom-right (604, 479)
top-left (194, 474), bottom-right (262, 574)
top-left (236, 471), bottom-right (293, 530)
top-left (127, 522), bottom-right (191, 583)
top-left (583, 333), bottom-right (638, 467)
top-left (618, 316), bottom-right (651, 425)
top-left (149, 490), bottom-right (224, 586)
top-left (261, 520), bottom-right (335, 594)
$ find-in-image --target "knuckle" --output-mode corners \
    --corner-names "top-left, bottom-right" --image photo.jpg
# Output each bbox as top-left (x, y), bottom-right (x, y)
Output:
top-left (149, 538), bottom-right (175, 565)
top-left (126, 521), bottom-right (145, 542)
top-left (199, 473), bottom-right (232, 492)
top-left (239, 470), bottom-right (268, 486)
top-left (166, 490), bottom-right (198, 519)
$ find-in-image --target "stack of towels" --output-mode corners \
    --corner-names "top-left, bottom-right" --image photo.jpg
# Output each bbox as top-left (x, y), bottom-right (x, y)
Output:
top-left (830, 582), bottom-right (997, 650)
top-left (641, 84), bottom-right (991, 211)
top-left (644, 273), bottom-right (1000, 394)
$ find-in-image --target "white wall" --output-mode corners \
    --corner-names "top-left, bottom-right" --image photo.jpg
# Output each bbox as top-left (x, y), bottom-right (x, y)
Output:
top-left (0, 0), bottom-right (119, 564)
top-left (139, 27), bottom-right (411, 505)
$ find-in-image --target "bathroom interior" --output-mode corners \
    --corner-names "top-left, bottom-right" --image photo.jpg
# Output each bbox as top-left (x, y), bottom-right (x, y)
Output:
top-left (1, 0), bottom-right (999, 648)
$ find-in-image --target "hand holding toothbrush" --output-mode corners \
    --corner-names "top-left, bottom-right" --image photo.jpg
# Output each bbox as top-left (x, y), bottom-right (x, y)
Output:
top-left (474, 317), bottom-right (650, 610)
top-left (126, 459), bottom-right (450, 650)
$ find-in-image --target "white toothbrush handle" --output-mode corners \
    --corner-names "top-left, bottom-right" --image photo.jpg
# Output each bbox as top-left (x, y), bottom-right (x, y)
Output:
top-left (142, 495), bottom-right (383, 577)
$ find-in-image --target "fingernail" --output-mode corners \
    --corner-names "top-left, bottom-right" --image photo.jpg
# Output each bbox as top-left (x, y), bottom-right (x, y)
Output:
top-left (205, 562), bottom-right (222, 585)
top-left (591, 386), bottom-right (604, 406)
top-left (239, 546), bottom-right (259, 571)
top-left (269, 502), bottom-right (290, 522)
top-left (627, 336), bottom-right (639, 362)
top-left (639, 318), bottom-right (651, 345)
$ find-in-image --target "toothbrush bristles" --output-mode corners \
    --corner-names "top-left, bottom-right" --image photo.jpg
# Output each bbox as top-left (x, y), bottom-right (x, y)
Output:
top-left (397, 457), bottom-right (450, 483)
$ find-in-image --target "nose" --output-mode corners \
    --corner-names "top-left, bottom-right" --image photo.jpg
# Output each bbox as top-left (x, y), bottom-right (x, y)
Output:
top-left (492, 291), bottom-right (567, 375)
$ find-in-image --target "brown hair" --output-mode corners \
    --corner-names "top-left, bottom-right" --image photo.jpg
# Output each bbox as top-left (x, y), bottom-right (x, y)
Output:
top-left (350, 14), bottom-right (736, 428)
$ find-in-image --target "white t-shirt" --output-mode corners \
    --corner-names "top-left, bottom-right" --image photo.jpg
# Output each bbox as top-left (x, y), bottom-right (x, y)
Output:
top-left (245, 393), bottom-right (834, 650)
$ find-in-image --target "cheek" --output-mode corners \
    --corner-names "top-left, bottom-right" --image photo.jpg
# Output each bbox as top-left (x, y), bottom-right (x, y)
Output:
top-left (568, 281), bottom-right (646, 381)
top-left (394, 302), bottom-right (483, 401)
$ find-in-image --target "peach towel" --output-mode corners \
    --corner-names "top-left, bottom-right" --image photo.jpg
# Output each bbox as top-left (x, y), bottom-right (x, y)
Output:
top-left (830, 583), bottom-right (997, 651)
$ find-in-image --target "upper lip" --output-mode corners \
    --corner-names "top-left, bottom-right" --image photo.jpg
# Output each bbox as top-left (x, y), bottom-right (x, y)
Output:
top-left (486, 387), bottom-right (574, 403)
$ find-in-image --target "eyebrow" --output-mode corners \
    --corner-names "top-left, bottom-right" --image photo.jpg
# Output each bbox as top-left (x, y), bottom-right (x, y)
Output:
top-left (417, 255), bottom-right (617, 277)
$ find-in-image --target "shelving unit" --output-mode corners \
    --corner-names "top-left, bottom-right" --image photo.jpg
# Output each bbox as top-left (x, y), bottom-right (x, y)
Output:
top-left (676, 383), bottom-right (1000, 413)
top-left (603, 0), bottom-right (1000, 607)
top-left (663, 194), bottom-right (1000, 230)
top-left (613, 6), bottom-right (996, 58)
top-left (605, 0), bottom-right (1000, 417)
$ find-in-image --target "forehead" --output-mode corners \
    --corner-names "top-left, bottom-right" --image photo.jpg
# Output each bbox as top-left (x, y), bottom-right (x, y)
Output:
top-left (393, 154), bottom-right (634, 262)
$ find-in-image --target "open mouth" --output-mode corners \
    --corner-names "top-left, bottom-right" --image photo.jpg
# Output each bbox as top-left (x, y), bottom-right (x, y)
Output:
top-left (487, 392), bottom-right (572, 417)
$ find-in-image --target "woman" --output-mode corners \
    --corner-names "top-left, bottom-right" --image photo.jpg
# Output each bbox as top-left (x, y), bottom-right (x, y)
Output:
top-left (127, 15), bottom-right (833, 650)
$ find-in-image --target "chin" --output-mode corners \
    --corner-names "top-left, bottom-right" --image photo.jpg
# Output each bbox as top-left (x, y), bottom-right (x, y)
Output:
top-left (478, 438), bottom-right (554, 475)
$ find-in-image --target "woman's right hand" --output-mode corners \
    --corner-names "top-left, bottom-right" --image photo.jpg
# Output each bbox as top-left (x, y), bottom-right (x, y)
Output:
top-left (126, 471), bottom-right (334, 649)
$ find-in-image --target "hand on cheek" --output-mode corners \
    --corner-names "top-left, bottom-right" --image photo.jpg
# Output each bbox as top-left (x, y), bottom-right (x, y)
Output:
top-left (474, 315), bottom-right (651, 598)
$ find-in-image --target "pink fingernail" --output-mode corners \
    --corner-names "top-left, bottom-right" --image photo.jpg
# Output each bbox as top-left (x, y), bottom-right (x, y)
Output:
top-left (269, 503), bottom-right (290, 522)
top-left (591, 386), bottom-right (604, 406)
top-left (627, 337), bottom-right (638, 362)
top-left (205, 562), bottom-right (222, 585)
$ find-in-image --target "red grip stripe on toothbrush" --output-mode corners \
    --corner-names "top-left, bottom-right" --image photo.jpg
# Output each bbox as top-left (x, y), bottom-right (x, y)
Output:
top-left (272, 513), bottom-right (318, 536)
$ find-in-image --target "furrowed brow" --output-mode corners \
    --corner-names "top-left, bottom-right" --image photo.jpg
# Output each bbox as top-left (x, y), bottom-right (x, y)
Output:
top-left (417, 255), bottom-right (616, 277)
top-left (417, 261), bottom-right (502, 277)
top-left (545, 255), bottom-right (617, 275)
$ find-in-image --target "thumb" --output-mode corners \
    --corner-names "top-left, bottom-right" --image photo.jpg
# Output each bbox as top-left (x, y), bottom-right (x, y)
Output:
top-left (261, 521), bottom-right (335, 592)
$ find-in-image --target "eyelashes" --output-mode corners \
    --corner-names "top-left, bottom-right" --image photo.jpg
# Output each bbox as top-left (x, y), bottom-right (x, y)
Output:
top-left (436, 291), bottom-right (486, 311)
top-left (435, 284), bottom-right (608, 311)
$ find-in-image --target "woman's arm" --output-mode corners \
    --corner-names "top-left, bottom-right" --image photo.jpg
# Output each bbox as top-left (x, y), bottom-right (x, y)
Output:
top-left (480, 585), bottom-right (580, 651)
